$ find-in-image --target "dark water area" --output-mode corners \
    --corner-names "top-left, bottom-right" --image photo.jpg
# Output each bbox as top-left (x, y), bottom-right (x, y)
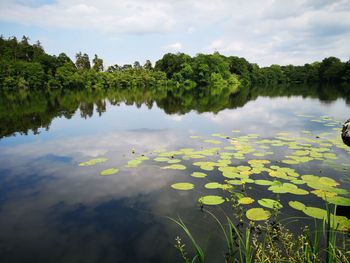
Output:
top-left (0, 84), bottom-right (349, 262)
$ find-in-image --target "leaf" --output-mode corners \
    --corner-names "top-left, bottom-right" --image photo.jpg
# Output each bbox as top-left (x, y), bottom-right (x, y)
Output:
top-left (326, 196), bottom-right (350, 206)
top-left (288, 201), bottom-right (306, 211)
top-left (303, 207), bottom-right (327, 220)
top-left (204, 139), bottom-right (222, 144)
top-left (126, 159), bottom-right (142, 168)
top-left (79, 158), bottom-right (108, 166)
top-left (100, 168), bottom-right (119, 176)
top-left (205, 182), bottom-right (225, 189)
top-left (238, 197), bottom-right (255, 205)
top-left (199, 195), bottom-right (225, 205)
top-left (246, 208), bottom-right (271, 221)
top-left (258, 198), bottom-right (283, 209)
top-left (162, 164), bottom-right (186, 170)
top-left (254, 180), bottom-right (274, 186)
top-left (171, 183), bottom-right (194, 190)
top-left (191, 172), bottom-right (207, 178)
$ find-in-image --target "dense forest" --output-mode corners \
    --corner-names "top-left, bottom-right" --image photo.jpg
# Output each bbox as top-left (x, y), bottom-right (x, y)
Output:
top-left (1, 36), bottom-right (349, 93)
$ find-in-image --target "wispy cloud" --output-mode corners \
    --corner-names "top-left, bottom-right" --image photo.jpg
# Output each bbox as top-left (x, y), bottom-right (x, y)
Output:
top-left (0, 0), bottom-right (349, 65)
top-left (162, 42), bottom-right (182, 52)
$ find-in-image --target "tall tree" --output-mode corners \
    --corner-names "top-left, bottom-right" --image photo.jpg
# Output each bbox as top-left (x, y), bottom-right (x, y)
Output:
top-left (143, 60), bottom-right (153, 70)
top-left (92, 54), bottom-right (104, 72)
top-left (75, 52), bottom-right (91, 70)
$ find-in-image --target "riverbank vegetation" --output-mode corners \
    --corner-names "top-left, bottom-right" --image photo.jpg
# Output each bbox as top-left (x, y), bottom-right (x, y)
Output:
top-left (173, 205), bottom-right (350, 263)
top-left (1, 36), bottom-right (350, 92)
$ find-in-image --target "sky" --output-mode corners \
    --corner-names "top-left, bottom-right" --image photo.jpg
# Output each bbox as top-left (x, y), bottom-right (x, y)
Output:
top-left (0, 0), bottom-right (349, 67)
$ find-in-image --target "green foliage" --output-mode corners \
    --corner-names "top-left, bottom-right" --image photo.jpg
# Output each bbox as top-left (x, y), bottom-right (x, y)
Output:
top-left (92, 54), bottom-right (104, 72)
top-left (1, 36), bottom-right (349, 92)
top-left (75, 52), bottom-right (91, 70)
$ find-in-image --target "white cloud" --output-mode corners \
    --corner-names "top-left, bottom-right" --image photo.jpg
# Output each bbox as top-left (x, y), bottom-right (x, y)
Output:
top-left (203, 0), bottom-right (350, 65)
top-left (0, 0), bottom-right (349, 65)
top-left (162, 42), bottom-right (182, 52)
top-left (0, 0), bottom-right (175, 34)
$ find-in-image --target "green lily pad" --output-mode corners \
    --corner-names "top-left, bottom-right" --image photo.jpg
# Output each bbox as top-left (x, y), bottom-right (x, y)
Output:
top-left (188, 155), bottom-right (206, 159)
top-left (191, 172), bottom-right (207, 178)
top-left (306, 182), bottom-right (349, 195)
top-left (227, 179), bottom-right (244, 185)
top-left (246, 208), bottom-right (271, 221)
top-left (154, 157), bottom-right (171, 162)
top-left (319, 177), bottom-right (339, 187)
top-left (254, 180), bottom-right (274, 186)
top-left (241, 178), bottom-right (255, 183)
top-left (200, 165), bottom-right (215, 171)
top-left (126, 159), bottom-right (143, 168)
top-left (205, 182), bottom-right (224, 189)
top-left (171, 183), bottom-right (194, 190)
top-left (167, 159), bottom-right (182, 164)
top-left (199, 195), bottom-right (225, 205)
top-left (291, 179), bottom-right (306, 185)
top-left (258, 198), bottom-right (283, 209)
top-left (79, 158), bottom-right (108, 166)
top-left (204, 139), bottom-right (222, 145)
top-left (288, 201), bottom-right (306, 211)
top-left (162, 164), bottom-right (186, 170)
top-left (303, 207), bottom-right (327, 220)
top-left (100, 168), bottom-right (119, 176)
top-left (288, 188), bottom-right (309, 195)
top-left (311, 189), bottom-right (337, 198)
top-left (326, 196), bottom-right (350, 206)
top-left (238, 197), bottom-right (255, 205)
top-left (136, 156), bottom-right (149, 161)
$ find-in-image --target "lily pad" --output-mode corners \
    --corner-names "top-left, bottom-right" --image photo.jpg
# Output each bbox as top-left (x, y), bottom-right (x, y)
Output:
top-left (227, 179), bottom-right (244, 185)
top-left (79, 158), bottom-right (108, 166)
top-left (238, 197), bottom-right (255, 205)
top-left (205, 182), bottom-right (224, 189)
top-left (167, 159), bottom-right (182, 164)
top-left (126, 159), bottom-right (143, 168)
top-left (204, 139), bottom-right (222, 145)
top-left (303, 207), bottom-right (327, 220)
top-left (258, 198), bottom-right (283, 209)
top-left (191, 172), bottom-right (207, 178)
top-left (100, 168), bottom-right (119, 176)
top-left (254, 180), bottom-right (274, 186)
top-left (326, 196), bottom-right (350, 206)
top-left (171, 183), bottom-right (194, 190)
top-left (162, 164), bottom-right (186, 170)
top-left (311, 189), bottom-right (337, 198)
top-left (199, 195), bottom-right (225, 205)
top-left (154, 157), bottom-right (171, 162)
top-left (288, 201), bottom-right (306, 211)
top-left (246, 208), bottom-right (271, 221)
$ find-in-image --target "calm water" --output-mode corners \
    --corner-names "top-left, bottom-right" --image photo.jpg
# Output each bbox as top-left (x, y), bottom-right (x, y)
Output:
top-left (0, 85), bottom-right (349, 262)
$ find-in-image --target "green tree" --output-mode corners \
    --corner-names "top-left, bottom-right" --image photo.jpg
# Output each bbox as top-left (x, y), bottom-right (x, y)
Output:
top-left (92, 54), bottom-right (104, 72)
top-left (319, 57), bottom-right (344, 83)
top-left (75, 52), bottom-right (91, 70)
top-left (143, 60), bottom-right (153, 70)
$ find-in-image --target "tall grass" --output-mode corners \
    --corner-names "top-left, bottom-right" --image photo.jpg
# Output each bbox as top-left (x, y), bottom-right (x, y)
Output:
top-left (171, 204), bottom-right (349, 263)
top-left (170, 216), bottom-right (205, 263)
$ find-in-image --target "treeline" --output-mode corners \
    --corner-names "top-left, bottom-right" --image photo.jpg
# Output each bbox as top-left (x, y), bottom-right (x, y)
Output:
top-left (0, 36), bottom-right (240, 93)
top-left (1, 82), bottom-right (349, 138)
top-left (0, 35), bottom-right (349, 92)
top-left (0, 36), bottom-right (168, 91)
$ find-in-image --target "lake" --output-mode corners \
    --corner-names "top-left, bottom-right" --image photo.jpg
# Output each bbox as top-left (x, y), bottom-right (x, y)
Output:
top-left (0, 85), bottom-right (349, 262)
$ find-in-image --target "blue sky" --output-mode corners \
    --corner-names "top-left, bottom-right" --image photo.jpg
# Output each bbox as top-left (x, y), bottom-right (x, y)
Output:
top-left (0, 0), bottom-right (349, 67)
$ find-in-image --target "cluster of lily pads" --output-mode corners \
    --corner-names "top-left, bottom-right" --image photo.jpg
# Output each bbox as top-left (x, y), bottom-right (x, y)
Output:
top-left (79, 114), bottom-right (350, 231)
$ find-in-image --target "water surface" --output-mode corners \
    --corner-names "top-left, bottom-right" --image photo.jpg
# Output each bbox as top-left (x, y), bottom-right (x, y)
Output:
top-left (0, 85), bottom-right (349, 262)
